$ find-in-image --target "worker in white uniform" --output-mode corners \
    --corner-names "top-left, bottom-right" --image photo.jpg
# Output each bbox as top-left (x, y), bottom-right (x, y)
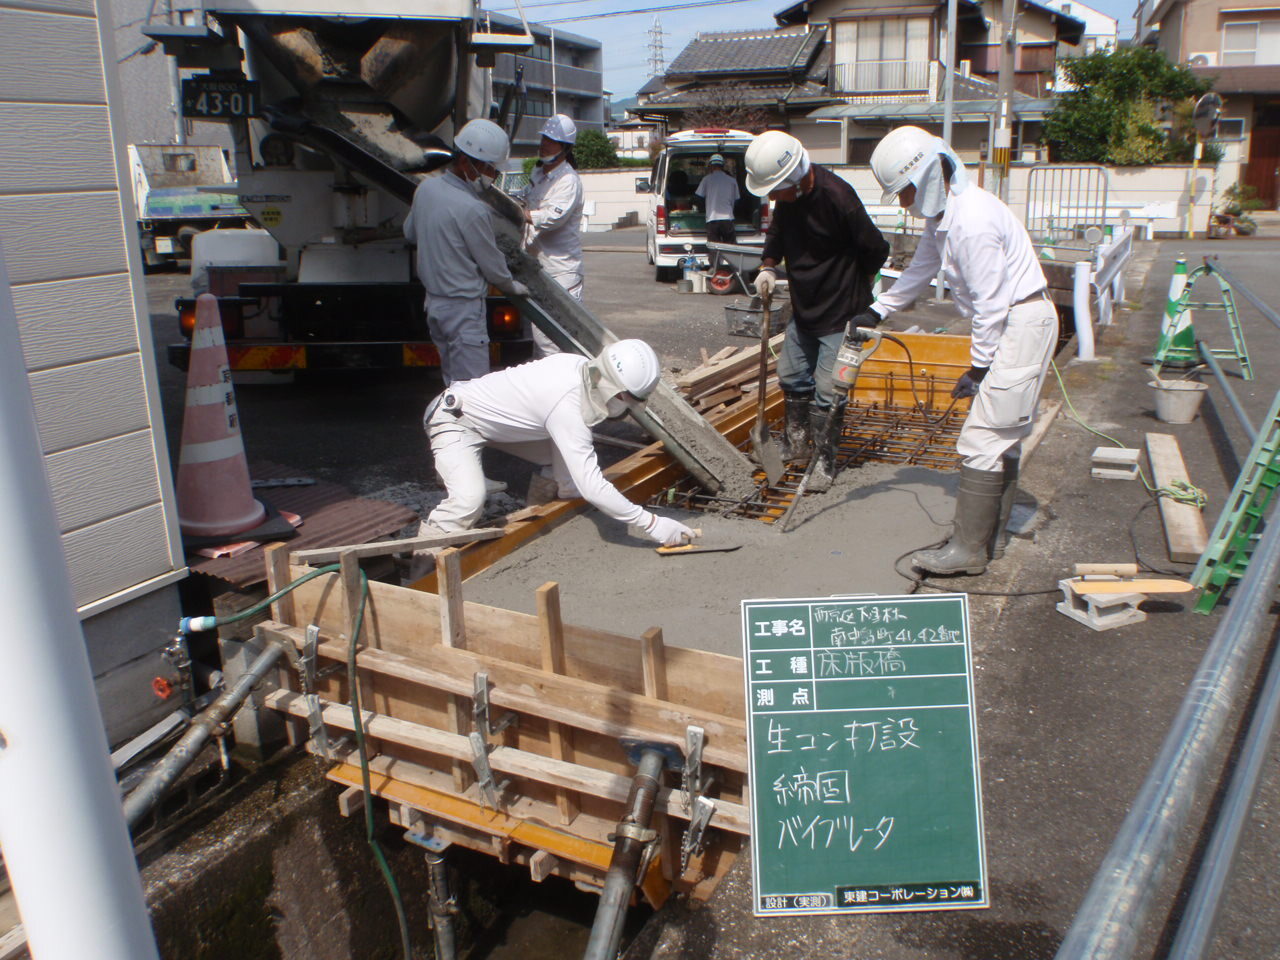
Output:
top-left (521, 114), bottom-right (585, 357)
top-left (407, 340), bottom-right (697, 579)
top-left (694, 153), bottom-right (740, 273)
top-left (403, 118), bottom-right (530, 385)
top-left (858, 126), bottom-right (1056, 576)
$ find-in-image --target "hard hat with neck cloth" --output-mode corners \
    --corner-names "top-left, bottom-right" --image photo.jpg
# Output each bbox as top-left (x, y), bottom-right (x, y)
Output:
top-left (744, 130), bottom-right (808, 196)
top-left (869, 125), bottom-right (968, 219)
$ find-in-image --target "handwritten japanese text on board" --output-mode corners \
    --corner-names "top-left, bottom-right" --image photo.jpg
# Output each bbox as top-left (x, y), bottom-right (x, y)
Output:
top-left (742, 594), bottom-right (988, 916)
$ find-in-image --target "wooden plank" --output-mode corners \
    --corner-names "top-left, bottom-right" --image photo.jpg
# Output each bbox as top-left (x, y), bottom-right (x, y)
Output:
top-left (434, 547), bottom-right (472, 791)
top-left (675, 336), bottom-right (782, 391)
top-left (41, 429), bottom-right (160, 533)
top-left (0, 923), bottom-right (27, 960)
top-left (0, 193), bottom-right (127, 285)
top-left (291, 527), bottom-right (503, 563)
top-left (1145, 432), bottom-right (1209, 563)
top-left (268, 690), bottom-right (749, 833)
top-left (287, 566), bottom-right (746, 719)
top-left (0, 103), bottom-right (116, 193)
top-left (538, 582), bottom-right (579, 825)
top-left (642, 626), bottom-right (680, 882)
top-left (11, 273), bottom-right (139, 372)
top-left (26, 353), bottom-right (150, 454)
top-left (0, 9), bottom-right (104, 104)
top-left (529, 849), bottom-right (559, 882)
top-left (263, 622), bottom-right (747, 772)
top-left (61, 503), bottom-right (175, 608)
top-left (264, 544), bottom-right (296, 625)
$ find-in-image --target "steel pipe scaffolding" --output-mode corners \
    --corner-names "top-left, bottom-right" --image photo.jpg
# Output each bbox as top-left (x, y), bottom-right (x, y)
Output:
top-left (1196, 341), bottom-right (1258, 445)
top-left (1205, 258), bottom-right (1280, 334)
top-left (1054, 497), bottom-right (1280, 960)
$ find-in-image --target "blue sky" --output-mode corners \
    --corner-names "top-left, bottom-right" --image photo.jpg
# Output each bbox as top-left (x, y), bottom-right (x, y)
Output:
top-left (485, 0), bottom-right (1139, 102)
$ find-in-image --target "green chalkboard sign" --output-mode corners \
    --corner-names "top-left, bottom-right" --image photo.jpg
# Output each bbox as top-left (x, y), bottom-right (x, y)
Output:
top-left (741, 593), bottom-right (988, 916)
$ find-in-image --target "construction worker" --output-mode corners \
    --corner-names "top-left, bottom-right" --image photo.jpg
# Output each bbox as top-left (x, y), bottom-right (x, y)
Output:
top-left (404, 118), bottom-right (530, 385)
top-left (694, 153), bottom-right (739, 272)
top-left (860, 126), bottom-right (1056, 576)
top-left (408, 340), bottom-right (697, 579)
top-left (745, 130), bottom-right (889, 474)
top-left (521, 114), bottom-right (585, 357)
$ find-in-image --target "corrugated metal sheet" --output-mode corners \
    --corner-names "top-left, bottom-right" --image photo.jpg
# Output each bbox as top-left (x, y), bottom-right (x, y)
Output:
top-left (188, 463), bottom-right (417, 589)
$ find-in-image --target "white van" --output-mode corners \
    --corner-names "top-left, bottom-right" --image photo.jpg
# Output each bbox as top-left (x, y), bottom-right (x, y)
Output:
top-left (644, 128), bottom-right (768, 286)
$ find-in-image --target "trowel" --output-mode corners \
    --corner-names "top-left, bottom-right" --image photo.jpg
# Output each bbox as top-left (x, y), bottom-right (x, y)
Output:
top-left (749, 293), bottom-right (785, 485)
top-left (655, 528), bottom-right (742, 556)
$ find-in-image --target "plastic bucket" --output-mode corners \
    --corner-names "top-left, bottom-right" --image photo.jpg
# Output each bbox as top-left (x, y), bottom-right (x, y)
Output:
top-left (1149, 380), bottom-right (1208, 423)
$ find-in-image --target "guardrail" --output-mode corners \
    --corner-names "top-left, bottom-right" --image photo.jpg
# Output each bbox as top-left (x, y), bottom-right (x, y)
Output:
top-left (1073, 227), bottom-right (1135, 361)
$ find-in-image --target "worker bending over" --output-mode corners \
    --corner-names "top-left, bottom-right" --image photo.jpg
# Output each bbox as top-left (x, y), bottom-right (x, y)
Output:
top-left (520, 114), bottom-right (585, 357)
top-left (404, 118), bottom-right (529, 385)
top-left (409, 340), bottom-right (696, 579)
top-left (861, 126), bottom-right (1056, 576)
top-left (745, 131), bottom-right (889, 474)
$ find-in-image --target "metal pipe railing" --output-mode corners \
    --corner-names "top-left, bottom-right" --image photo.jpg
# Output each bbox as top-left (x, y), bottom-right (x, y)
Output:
top-left (122, 640), bottom-right (287, 826)
top-left (1205, 258), bottom-right (1280, 334)
top-left (1054, 497), bottom-right (1280, 960)
top-left (1196, 341), bottom-right (1258, 444)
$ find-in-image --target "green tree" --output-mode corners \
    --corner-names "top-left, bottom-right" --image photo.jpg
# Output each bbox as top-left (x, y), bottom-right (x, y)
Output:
top-left (1043, 47), bottom-right (1213, 165)
top-left (574, 128), bottom-right (620, 169)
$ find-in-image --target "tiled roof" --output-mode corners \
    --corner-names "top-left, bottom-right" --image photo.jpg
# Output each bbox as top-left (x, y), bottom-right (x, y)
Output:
top-left (666, 26), bottom-right (825, 76)
top-left (643, 79), bottom-right (833, 109)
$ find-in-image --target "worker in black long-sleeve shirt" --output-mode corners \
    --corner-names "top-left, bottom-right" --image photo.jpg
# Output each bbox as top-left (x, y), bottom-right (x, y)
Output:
top-left (745, 130), bottom-right (889, 474)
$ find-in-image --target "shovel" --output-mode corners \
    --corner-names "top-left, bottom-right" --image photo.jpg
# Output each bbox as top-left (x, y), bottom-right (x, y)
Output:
top-left (750, 293), bottom-right (785, 485)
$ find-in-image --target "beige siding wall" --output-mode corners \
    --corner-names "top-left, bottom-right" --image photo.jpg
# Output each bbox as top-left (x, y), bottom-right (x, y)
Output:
top-left (0, 0), bottom-right (183, 611)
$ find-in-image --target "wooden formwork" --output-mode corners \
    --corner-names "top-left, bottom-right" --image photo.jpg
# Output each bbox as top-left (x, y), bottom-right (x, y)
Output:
top-left (257, 544), bottom-right (747, 904)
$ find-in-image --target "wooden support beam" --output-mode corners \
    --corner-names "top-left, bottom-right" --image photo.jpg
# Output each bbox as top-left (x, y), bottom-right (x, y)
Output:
top-left (436, 547), bottom-right (473, 792)
top-left (268, 689), bottom-right (748, 832)
top-left (339, 550), bottom-right (378, 720)
top-left (1146, 432), bottom-right (1209, 563)
top-left (337, 785), bottom-right (365, 818)
top-left (642, 626), bottom-right (680, 882)
top-left (260, 622), bottom-right (746, 772)
top-left (529, 849), bottom-right (559, 882)
top-left (291, 527), bottom-right (503, 564)
top-left (265, 543), bottom-right (296, 624)
top-left (538, 582), bottom-right (579, 825)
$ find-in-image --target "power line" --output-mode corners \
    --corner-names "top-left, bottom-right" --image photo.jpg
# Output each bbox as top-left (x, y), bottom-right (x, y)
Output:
top-left (536, 0), bottom-right (752, 25)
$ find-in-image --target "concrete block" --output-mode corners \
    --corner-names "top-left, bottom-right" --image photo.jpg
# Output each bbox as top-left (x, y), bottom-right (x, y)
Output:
top-left (1056, 578), bottom-right (1147, 631)
top-left (1091, 446), bottom-right (1141, 480)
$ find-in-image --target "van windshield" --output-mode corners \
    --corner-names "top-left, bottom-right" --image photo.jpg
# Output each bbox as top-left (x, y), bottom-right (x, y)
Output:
top-left (664, 149), bottom-right (761, 234)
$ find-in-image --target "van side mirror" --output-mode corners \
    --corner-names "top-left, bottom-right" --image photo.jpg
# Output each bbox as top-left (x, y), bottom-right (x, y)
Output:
top-left (635, 177), bottom-right (651, 194)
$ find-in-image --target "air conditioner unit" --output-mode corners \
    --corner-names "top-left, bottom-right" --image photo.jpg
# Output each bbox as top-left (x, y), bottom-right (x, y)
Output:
top-left (1187, 51), bottom-right (1216, 67)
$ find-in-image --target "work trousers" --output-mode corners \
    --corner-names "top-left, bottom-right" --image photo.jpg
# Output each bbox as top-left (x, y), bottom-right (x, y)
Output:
top-left (426, 294), bottom-right (488, 385)
top-left (705, 219), bottom-right (736, 271)
top-left (956, 296), bottom-right (1058, 470)
top-left (531, 269), bottom-right (584, 358)
top-left (423, 398), bottom-right (567, 531)
top-left (776, 322), bottom-right (845, 410)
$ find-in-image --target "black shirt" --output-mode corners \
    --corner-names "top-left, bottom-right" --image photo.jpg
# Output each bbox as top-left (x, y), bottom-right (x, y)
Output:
top-left (761, 164), bottom-right (890, 336)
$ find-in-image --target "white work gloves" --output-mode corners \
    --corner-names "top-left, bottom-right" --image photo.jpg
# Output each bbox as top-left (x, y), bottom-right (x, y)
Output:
top-left (507, 280), bottom-right (531, 299)
top-left (754, 268), bottom-right (777, 299)
top-left (639, 511), bottom-right (697, 547)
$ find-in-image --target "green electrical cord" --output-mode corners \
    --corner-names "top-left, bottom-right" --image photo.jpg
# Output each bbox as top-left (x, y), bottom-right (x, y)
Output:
top-left (179, 564), bottom-right (414, 959)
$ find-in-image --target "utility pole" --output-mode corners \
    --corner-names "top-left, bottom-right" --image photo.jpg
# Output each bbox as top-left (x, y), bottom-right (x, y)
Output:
top-left (166, 0), bottom-right (186, 143)
top-left (550, 28), bottom-right (558, 114)
top-left (994, 0), bottom-right (1017, 201)
top-left (942, 0), bottom-right (958, 144)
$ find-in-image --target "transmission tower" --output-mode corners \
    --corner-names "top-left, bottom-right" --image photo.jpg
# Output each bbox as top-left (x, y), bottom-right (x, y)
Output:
top-left (647, 16), bottom-right (667, 77)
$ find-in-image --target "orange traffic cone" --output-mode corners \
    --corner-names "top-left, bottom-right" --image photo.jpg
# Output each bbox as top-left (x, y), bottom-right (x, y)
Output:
top-left (175, 294), bottom-right (266, 537)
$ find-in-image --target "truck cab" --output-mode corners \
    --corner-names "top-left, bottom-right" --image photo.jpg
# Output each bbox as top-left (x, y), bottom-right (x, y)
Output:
top-left (644, 128), bottom-right (767, 284)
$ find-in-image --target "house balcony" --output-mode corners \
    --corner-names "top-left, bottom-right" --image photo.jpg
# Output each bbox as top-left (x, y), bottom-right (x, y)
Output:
top-left (831, 59), bottom-right (933, 95)
top-left (492, 57), bottom-right (602, 97)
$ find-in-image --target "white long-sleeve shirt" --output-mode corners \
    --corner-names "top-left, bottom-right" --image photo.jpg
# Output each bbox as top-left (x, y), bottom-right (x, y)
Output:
top-left (448, 354), bottom-right (644, 525)
top-left (695, 169), bottom-right (740, 223)
top-left (403, 170), bottom-right (514, 300)
top-left (523, 161), bottom-right (584, 277)
top-left (873, 184), bottom-right (1046, 367)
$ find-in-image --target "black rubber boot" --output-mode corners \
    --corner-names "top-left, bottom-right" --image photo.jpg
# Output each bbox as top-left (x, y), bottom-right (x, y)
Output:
top-left (990, 454), bottom-right (1020, 560)
top-left (911, 466), bottom-right (1004, 575)
top-left (806, 402), bottom-right (845, 493)
top-left (781, 392), bottom-right (814, 461)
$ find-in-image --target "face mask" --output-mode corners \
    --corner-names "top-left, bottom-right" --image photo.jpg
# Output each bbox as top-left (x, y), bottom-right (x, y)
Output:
top-left (605, 396), bottom-right (630, 419)
top-left (539, 149), bottom-right (563, 165)
top-left (472, 173), bottom-right (493, 194)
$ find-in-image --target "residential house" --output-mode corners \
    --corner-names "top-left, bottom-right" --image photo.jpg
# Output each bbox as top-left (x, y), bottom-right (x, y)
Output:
top-left (1041, 0), bottom-right (1118, 91)
top-left (640, 1), bottom-right (1083, 166)
top-left (486, 13), bottom-right (607, 158)
top-left (1138, 0), bottom-right (1280, 206)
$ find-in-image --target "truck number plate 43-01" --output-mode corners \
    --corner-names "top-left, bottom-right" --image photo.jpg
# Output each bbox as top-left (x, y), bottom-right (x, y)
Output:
top-left (181, 77), bottom-right (260, 120)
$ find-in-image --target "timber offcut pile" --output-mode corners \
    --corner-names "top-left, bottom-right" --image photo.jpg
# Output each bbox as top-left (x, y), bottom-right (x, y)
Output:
top-left (675, 334), bottom-right (784, 415)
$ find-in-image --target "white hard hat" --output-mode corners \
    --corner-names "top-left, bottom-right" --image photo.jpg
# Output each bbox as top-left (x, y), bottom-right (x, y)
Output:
top-left (708, 153), bottom-right (725, 166)
top-left (540, 114), bottom-right (578, 145)
top-left (455, 118), bottom-right (510, 165)
top-left (744, 130), bottom-right (804, 197)
top-left (870, 125), bottom-right (938, 205)
top-left (603, 339), bottom-right (661, 399)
